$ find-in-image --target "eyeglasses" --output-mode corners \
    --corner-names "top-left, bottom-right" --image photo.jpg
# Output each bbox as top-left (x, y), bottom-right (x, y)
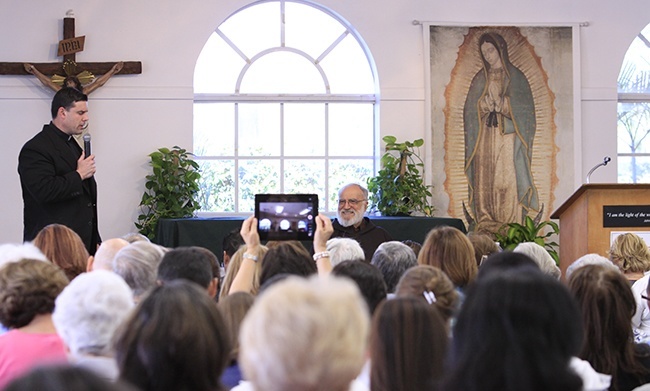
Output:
top-left (337, 199), bottom-right (367, 207)
top-left (642, 294), bottom-right (650, 301)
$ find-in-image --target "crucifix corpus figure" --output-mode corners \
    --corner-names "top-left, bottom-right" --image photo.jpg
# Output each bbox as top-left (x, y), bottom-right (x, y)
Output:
top-left (24, 60), bottom-right (124, 95)
top-left (0, 9), bottom-right (142, 95)
top-left (0, 10), bottom-right (142, 148)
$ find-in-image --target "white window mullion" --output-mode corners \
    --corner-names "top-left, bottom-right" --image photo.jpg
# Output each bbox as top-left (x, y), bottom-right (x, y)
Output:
top-left (280, 102), bottom-right (285, 192)
top-left (234, 103), bottom-right (240, 212)
top-left (193, 0), bottom-right (378, 214)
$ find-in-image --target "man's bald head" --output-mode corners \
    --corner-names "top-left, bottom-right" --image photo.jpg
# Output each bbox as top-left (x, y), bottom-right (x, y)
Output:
top-left (89, 238), bottom-right (129, 271)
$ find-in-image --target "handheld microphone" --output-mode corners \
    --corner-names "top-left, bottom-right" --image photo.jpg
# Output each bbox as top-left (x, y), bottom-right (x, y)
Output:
top-left (585, 156), bottom-right (611, 183)
top-left (83, 133), bottom-right (91, 158)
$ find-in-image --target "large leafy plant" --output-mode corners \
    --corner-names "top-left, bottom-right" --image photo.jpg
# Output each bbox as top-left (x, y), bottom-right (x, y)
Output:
top-left (367, 135), bottom-right (434, 216)
top-left (494, 215), bottom-right (560, 265)
top-left (136, 146), bottom-right (201, 240)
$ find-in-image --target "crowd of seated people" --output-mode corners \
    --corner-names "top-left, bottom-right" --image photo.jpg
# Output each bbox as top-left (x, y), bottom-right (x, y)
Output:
top-left (6, 184), bottom-right (650, 391)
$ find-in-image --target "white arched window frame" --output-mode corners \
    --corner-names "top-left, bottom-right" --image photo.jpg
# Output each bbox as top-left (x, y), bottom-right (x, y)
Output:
top-left (193, 0), bottom-right (380, 214)
top-left (618, 23), bottom-right (650, 183)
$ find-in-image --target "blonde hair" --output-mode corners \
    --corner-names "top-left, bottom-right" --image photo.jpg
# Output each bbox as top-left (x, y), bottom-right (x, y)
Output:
top-left (219, 245), bottom-right (268, 299)
top-left (417, 226), bottom-right (477, 288)
top-left (609, 233), bottom-right (650, 273)
top-left (395, 265), bottom-right (460, 326)
top-left (240, 276), bottom-right (369, 391)
top-left (217, 291), bottom-right (254, 361)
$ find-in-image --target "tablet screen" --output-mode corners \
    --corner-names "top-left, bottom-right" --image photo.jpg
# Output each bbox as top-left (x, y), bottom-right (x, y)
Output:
top-left (255, 194), bottom-right (319, 241)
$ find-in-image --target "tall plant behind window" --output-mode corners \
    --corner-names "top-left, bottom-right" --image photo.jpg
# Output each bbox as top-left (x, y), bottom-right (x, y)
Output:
top-left (193, 0), bottom-right (379, 213)
top-left (618, 24), bottom-right (650, 183)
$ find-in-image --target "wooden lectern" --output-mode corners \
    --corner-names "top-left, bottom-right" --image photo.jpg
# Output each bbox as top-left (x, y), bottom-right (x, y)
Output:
top-left (551, 184), bottom-right (650, 276)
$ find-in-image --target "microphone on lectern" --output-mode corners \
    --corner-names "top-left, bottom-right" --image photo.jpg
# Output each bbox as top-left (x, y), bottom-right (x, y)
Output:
top-left (585, 156), bottom-right (611, 183)
top-left (83, 133), bottom-right (91, 158)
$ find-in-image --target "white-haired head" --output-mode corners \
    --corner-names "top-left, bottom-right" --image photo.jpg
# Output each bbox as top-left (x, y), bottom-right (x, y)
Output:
top-left (53, 270), bottom-right (134, 356)
top-left (565, 253), bottom-right (620, 281)
top-left (513, 242), bottom-right (561, 279)
top-left (371, 241), bottom-right (417, 292)
top-left (326, 238), bottom-right (365, 267)
top-left (112, 241), bottom-right (166, 300)
top-left (0, 243), bottom-right (48, 269)
top-left (240, 275), bottom-right (369, 391)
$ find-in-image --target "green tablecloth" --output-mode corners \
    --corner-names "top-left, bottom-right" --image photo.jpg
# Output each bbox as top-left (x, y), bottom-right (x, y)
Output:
top-left (155, 216), bottom-right (466, 261)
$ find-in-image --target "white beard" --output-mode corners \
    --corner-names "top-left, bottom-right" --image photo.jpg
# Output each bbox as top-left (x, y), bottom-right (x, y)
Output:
top-left (337, 209), bottom-right (364, 227)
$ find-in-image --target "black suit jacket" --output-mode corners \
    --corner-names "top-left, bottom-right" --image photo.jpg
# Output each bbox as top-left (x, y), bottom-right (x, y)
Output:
top-left (18, 122), bottom-right (100, 254)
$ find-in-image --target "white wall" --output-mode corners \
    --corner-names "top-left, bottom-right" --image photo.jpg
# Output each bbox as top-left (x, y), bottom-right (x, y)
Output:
top-left (0, 0), bottom-right (645, 244)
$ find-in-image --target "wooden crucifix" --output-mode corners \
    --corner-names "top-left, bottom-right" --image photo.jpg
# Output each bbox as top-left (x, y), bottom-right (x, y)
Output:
top-left (0, 11), bottom-right (141, 94)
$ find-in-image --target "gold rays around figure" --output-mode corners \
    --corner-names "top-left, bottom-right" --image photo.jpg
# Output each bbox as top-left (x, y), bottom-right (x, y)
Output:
top-left (50, 60), bottom-right (95, 87)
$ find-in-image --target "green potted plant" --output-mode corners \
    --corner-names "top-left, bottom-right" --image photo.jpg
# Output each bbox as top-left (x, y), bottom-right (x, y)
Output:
top-left (367, 135), bottom-right (434, 216)
top-left (135, 146), bottom-right (201, 240)
top-left (494, 215), bottom-right (560, 265)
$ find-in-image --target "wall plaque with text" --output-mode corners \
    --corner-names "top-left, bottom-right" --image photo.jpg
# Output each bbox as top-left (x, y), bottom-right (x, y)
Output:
top-left (603, 205), bottom-right (650, 227)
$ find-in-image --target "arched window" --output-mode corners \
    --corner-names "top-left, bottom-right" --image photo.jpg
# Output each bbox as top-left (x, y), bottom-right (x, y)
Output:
top-left (618, 23), bottom-right (650, 183)
top-left (193, 0), bottom-right (379, 213)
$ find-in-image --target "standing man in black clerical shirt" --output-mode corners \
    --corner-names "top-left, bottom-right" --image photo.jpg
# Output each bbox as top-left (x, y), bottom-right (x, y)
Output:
top-left (18, 87), bottom-right (101, 255)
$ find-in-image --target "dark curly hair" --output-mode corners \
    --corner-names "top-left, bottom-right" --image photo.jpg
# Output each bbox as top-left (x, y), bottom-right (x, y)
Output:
top-left (0, 259), bottom-right (69, 328)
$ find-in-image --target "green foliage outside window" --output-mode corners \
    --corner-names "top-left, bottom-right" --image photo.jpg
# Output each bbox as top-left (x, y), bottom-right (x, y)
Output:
top-left (196, 160), bottom-right (235, 212)
top-left (196, 157), bottom-right (372, 213)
